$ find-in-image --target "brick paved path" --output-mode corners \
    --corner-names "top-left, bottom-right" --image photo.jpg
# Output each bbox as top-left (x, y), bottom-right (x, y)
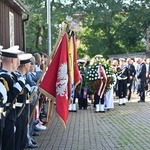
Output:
top-left (26, 96), bottom-right (150, 150)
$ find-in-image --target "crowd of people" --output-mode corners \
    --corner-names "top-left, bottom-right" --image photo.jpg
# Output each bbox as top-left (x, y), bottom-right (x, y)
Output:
top-left (69, 55), bottom-right (149, 113)
top-left (0, 44), bottom-right (149, 150)
top-left (0, 45), bottom-right (49, 149)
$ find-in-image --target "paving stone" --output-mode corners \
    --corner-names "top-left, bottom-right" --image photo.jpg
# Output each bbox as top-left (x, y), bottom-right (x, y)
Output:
top-left (25, 96), bottom-right (150, 150)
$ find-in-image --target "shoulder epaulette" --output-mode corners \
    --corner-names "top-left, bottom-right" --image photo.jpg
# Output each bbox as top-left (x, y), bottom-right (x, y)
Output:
top-left (0, 77), bottom-right (9, 91)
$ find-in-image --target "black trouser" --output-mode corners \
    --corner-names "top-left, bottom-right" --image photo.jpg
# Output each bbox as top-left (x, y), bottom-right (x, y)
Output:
top-left (15, 108), bottom-right (26, 150)
top-left (0, 115), bottom-right (5, 150)
top-left (78, 98), bottom-right (87, 109)
top-left (138, 81), bottom-right (145, 101)
top-left (128, 79), bottom-right (133, 100)
top-left (94, 93), bottom-right (104, 105)
top-left (118, 79), bottom-right (127, 98)
top-left (2, 120), bottom-right (15, 150)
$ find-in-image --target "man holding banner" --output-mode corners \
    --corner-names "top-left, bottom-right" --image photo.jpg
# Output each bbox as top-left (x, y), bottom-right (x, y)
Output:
top-left (39, 27), bottom-right (80, 128)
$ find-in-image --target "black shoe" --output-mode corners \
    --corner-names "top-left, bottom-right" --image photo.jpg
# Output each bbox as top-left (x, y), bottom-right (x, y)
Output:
top-left (31, 138), bottom-right (37, 145)
top-left (32, 132), bottom-right (40, 136)
top-left (28, 143), bottom-right (39, 148)
top-left (72, 110), bottom-right (77, 112)
top-left (99, 111), bottom-right (105, 113)
top-left (138, 100), bottom-right (145, 103)
top-left (95, 111), bottom-right (99, 113)
top-left (122, 103), bottom-right (126, 105)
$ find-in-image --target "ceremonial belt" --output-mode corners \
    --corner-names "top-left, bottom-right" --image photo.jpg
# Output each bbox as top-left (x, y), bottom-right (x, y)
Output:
top-left (5, 103), bottom-right (11, 107)
top-left (26, 99), bottom-right (30, 104)
top-left (17, 101), bottom-right (27, 117)
top-left (5, 102), bottom-right (16, 109)
top-left (0, 107), bottom-right (6, 119)
top-left (16, 99), bottom-right (30, 118)
top-left (15, 102), bottom-right (23, 107)
top-left (0, 107), bottom-right (4, 113)
top-left (117, 76), bottom-right (127, 80)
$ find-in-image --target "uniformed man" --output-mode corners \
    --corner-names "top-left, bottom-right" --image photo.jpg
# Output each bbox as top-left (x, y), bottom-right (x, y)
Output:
top-left (117, 58), bottom-right (130, 105)
top-left (13, 53), bottom-right (38, 149)
top-left (0, 46), bottom-right (25, 150)
top-left (0, 81), bottom-right (7, 150)
top-left (95, 64), bottom-right (107, 113)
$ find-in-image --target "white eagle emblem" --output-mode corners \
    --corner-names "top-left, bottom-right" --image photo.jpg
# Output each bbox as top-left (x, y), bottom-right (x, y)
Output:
top-left (56, 63), bottom-right (68, 98)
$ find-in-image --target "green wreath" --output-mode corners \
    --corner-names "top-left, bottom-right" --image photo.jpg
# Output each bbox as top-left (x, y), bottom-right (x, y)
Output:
top-left (85, 60), bottom-right (115, 93)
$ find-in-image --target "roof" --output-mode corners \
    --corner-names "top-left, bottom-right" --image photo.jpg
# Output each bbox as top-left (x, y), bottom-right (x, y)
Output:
top-left (4, 0), bottom-right (30, 15)
top-left (13, 0), bottom-right (30, 15)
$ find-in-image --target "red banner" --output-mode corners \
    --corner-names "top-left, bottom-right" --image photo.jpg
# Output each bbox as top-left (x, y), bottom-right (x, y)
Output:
top-left (40, 33), bottom-right (69, 128)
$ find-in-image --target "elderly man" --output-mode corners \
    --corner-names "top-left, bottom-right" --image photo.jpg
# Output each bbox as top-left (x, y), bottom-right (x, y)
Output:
top-left (136, 58), bottom-right (146, 102)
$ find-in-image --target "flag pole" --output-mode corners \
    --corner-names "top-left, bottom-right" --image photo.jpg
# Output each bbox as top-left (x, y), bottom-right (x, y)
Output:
top-left (28, 22), bottom-right (69, 124)
top-left (47, 0), bottom-right (51, 56)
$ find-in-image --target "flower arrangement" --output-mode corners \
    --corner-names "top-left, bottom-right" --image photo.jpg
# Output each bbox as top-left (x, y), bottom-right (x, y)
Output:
top-left (85, 60), bottom-right (115, 94)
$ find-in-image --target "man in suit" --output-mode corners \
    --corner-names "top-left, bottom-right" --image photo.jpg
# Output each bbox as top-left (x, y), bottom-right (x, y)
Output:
top-left (126, 58), bottom-right (136, 101)
top-left (136, 58), bottom-right (146, 102)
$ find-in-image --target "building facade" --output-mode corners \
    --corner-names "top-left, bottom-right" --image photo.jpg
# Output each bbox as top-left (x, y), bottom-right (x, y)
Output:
top-left (0, 0), bottom-right (29, 50)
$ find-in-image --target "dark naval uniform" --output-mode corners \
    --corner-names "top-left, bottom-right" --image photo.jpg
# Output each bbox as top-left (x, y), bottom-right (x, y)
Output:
top-left (0, 70), bottom-right (25, 150)
top-left (11, 70), bottom-right (30, 150)
top-left (0, 47), bottom-right (25, 150)
top-left (117, 64), bottom-right (130, 105)
top-left (0, 77), bottom-right (8, 150)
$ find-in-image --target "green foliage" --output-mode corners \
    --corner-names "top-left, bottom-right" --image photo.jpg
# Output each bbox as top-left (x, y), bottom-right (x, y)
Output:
top-left (79, 0), bottom-right (150, 56)
top-left (21, 0), bottom-right (150, 56)
top-left (85, 60), bottom-right (114, 93)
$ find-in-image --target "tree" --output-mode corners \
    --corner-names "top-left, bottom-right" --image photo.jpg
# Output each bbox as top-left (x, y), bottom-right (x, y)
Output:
top-left (22, 0), bottom-right (150, 57)
top-left (78, 0), bottom-right (150, 57)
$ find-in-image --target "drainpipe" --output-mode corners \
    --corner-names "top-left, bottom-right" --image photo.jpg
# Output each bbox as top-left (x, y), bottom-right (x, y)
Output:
top-left (22, 14), bottom-right (29, 52)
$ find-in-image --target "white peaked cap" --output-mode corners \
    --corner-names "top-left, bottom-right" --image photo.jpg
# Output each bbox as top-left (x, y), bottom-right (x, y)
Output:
top-left (1, 45), bottom-right (23, 58)
top-left (77, 59), bottom-right (86, 63)
top-left (7, 45), bottom-right (19, 51)
top-left (19, 53), bottom-right (33, 64)
top-left (94, 54), bottom-right (103, 58)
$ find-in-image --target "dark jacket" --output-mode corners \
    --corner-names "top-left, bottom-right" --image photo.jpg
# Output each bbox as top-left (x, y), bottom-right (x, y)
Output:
top-left (137, 62), bottom-right (146, 82)
top-left (128, 64), bottom-right (136, 78)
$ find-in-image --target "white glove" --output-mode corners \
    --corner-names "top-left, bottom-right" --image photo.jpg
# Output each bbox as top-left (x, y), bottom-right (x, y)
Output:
top-left (31, 86), bottom-right (38, 92)
top-left (25, 84), bottom-right (31, 92)
top-left (0, 82), bottom-right (7, 104)
top-left (127, 83), bottom-right (130, 87)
